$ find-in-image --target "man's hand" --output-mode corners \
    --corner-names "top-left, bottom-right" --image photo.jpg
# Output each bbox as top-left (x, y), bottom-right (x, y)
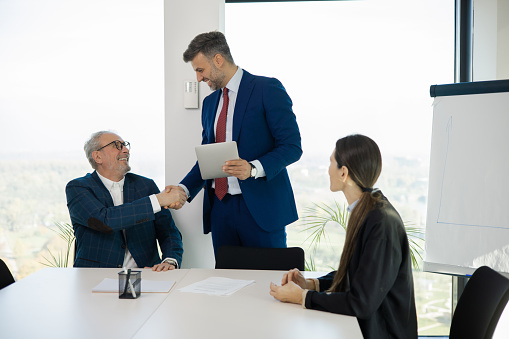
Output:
top-left (145, 262), bottom-right (176, 272)
top-left (222, 159), bottom-right (251, 180)
top-left (156, 186), bottom-right (187, 210)
top-left (163, 185), bottom-right (188, 210)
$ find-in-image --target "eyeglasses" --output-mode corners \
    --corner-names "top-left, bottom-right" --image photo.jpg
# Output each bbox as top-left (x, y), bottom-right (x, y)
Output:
top-left (96, 140), bottom-right (130, 152)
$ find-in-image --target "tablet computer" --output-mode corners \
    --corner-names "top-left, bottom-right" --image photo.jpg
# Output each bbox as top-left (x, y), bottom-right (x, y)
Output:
top-left (195, 141), bottom-right (239, 180)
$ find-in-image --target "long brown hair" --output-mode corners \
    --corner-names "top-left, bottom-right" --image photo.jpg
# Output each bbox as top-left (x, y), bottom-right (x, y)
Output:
top-left (329, 134), bottom-right (383, 292)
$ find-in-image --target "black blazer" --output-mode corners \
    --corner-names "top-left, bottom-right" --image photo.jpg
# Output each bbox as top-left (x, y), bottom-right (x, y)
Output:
top-left (305, 196), bottom-right (418, 339)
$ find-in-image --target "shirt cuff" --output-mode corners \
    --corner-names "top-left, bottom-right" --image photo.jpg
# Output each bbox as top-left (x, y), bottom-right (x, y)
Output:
top-left (149, 194), bottom-right (161, 213)
top-left (250, 160), bottom-right (266, 178)
top-left (161, 257), bottom-right (179, 269)
top-left (312, 278), bottom-right (320, 292)
top-left (178, 184), bottom-right (190, 198)
top-left (305, 278), bottom-right (320, 292)
top-left (301, 289), bottom-right (309, 309)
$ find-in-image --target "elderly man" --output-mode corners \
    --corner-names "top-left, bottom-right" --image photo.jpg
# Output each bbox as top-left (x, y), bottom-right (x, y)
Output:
top-left (66, 131), bottom-right (185, 270)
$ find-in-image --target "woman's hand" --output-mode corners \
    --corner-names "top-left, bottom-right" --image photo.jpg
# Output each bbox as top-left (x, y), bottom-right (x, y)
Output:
top-left (282, 268), bottom-right (307, 289)
top-left (269, 281), bottom-right (304, 304)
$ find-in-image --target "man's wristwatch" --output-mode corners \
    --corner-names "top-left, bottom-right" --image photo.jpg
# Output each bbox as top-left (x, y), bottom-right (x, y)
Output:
top-left (162, 258), bottom-right (178, 268)
top-left (250, 163), bottom-right (258, 178)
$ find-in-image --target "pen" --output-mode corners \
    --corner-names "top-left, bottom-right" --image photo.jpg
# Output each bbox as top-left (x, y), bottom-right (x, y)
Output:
top-left (123, 268), bottom-right (137, 298)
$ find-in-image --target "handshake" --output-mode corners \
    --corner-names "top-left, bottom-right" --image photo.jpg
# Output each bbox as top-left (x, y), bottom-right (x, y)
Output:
top-left (156, 185), bottom-right (188, 210)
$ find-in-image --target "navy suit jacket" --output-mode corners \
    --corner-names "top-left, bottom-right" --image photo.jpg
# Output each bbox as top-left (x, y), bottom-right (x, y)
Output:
top-left (181, 70), bottom-right (302, 234)
top-left (66, 171), bottom-right (183, 268)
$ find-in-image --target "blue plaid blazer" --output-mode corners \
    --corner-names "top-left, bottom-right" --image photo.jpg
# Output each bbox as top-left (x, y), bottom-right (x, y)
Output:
top-left (66, 171), bottom-right (183, 268)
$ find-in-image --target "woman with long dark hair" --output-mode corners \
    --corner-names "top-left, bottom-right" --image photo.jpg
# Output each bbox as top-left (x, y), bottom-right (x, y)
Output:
top-left (270, 134), bottom-right (417, 338)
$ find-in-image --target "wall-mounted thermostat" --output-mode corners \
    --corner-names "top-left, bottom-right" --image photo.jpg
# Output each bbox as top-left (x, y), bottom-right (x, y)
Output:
top-left (184, 81), bottom-right (199, 109)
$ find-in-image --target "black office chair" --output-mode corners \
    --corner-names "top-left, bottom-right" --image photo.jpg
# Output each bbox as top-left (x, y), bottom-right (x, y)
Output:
top-left (215, 246), bottom-right (305, 271)
top-left (0, 258), bottom-right (15, 290)
top-left (449, 266), bottom-right (509, 339)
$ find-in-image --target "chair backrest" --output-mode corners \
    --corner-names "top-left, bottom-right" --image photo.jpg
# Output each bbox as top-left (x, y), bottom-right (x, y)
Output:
top-left (449, 266), bottom-right (509, 339)
top-left (0, 258), bottom-right (15, 290)
top-left (215, 246), bottom-right (305, 271)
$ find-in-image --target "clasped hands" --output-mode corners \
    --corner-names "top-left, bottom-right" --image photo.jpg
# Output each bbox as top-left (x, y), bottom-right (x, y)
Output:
top-left (270, 268), bottom-right (313, 305)
top-left (156, 185), bottom-right (187, 210)
top-left (157, 159), bottom-right (252, 210)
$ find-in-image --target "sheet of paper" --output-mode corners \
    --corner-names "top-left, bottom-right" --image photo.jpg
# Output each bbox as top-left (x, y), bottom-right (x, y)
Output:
top-left (92, 278), bottom-right (175, 293)
top-left (178, 277), bottom-right (255, 296)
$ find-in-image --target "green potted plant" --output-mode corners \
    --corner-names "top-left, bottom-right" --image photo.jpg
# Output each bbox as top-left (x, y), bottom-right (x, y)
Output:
top-left (40, 222), bottom-right (75, 268)
top-left (300, 201), bottom-right (424, 271)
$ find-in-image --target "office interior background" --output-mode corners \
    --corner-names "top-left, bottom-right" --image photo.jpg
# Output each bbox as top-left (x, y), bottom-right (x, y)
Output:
top-left (0, 0), bottom-right (508, 336)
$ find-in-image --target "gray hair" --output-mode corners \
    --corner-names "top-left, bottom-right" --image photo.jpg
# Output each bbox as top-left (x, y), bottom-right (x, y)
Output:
top-left (84, 130), bottom-right (115, 169)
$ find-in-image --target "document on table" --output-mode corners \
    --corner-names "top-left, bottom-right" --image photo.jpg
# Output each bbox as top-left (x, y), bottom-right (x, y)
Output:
top-left (179, 277), bottom-right (255, 296)
top-left (92, 278), bottom-right (175, 293)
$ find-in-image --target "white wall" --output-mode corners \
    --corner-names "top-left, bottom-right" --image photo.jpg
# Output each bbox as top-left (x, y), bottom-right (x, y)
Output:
top-left (473, 0), bottom-right (509, 80)
top-left (164, 0), bottom-right (225, 268)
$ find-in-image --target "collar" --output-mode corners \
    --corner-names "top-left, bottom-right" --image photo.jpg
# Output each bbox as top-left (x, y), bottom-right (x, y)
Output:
top-left (224, 67), bottom-right (243, 94)
top-left (96, 171), bottom-right (125, 191)
top-left (347, 199), bottom-right (359, 213)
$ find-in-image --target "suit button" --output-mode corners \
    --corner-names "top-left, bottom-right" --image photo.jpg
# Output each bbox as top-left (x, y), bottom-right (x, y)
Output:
top-left (121, 244), bottom-right (126, 249)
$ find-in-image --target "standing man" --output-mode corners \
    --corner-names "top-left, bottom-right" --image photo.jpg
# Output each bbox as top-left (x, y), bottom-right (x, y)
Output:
top-left (173, 31), bottom-right (302, 254)
top-left (66, 131), bottom-right (185, 270)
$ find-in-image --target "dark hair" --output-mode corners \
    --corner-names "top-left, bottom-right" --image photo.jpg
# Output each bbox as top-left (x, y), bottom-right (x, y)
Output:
top-left (329, 134), bottom-right (383, 292)
top-left (183, 31), bottom-right (235, 64)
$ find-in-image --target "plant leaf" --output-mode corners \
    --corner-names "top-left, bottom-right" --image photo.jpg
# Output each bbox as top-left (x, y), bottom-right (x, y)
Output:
top-left (39, 222), bottom-right (76, 268)
top-left (300, 201), bottom-right (424, 271)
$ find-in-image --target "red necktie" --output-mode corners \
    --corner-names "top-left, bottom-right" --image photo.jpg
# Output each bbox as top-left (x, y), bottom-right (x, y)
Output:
top-left (215, 88), bottom-right (229, 200)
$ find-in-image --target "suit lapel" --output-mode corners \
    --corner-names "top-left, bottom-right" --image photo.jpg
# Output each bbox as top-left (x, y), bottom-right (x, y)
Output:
top-left (92, 171), bottom-right (125, 241)
top-left (205, 90), bottom-right (222, 144)
top-left (233, 71), bottom-right (255, 142)
top-left (91, 171), bottom-right (114, 207)
top-left (123, 174), bottom-right (135, 203)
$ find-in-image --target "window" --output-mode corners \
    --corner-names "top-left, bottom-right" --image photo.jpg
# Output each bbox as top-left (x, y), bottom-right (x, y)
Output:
top-left (0, 0), bottom-right (164, 278)
top-left (226, 0), bottom-right (454, 335)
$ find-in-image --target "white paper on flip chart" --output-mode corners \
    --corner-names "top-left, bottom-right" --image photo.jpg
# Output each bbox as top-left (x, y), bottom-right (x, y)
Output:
top-left (92, 278), bottom-right (175, 293)
top-left (178, 277), bottom-right (255, 296)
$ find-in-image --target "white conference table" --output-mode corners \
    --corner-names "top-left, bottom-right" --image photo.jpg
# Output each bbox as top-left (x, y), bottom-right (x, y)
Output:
top-left (0, 267), bottom-right (362, 339)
